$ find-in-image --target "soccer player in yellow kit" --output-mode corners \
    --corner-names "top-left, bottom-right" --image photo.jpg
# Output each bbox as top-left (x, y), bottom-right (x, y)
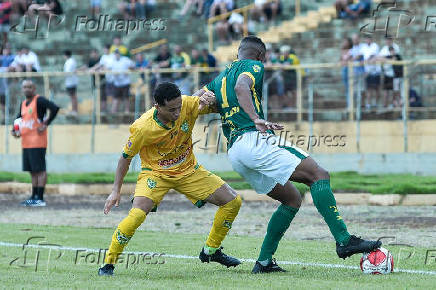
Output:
top-left (98, 82), bottom-right (242, 276)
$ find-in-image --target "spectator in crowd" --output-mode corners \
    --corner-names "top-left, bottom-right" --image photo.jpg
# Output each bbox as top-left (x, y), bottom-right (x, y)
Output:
top-left (360, 36), bottom-right (381, 109)
top-left (0, 45), bottom-right (14, 113)
top-left (382, 46), bottom-right (403, 107)
top-left (10, 47), bottom-right (41, 72)
top-left (264, 45), bottom-right (285, 110)
top-left (110, 36), bottom-right (129, 57)
top-left (12, 79), bottom-right (59, 207)
top-left (11, 0), bottom-right (28, 16)
top-left (191, 49), bottom-right (206, 67)
top-left (336, 0), bottom-right (371, 19)
top-left (111, 49), bottom-right (134, 113)
top-left (209, 0), bottom-right (233, 18)
top-left (198, 48), bottom-right (217, 86)
top-left (251, 0), bottom-right (281, 23)
top-left (279, 45), bottom-right (302, 109)
top-left (379, 38), bottom-right (400, 57)
top-left (202, 0), bottom-right (214, 19)
top-left (215, 11), bottom-right (243, 44)
top-left (134, 52), bottom-right (149, 80)
top-left (63, 50), bottom-right (79, 116)
top-left (27, 0), bottom-right (63, 18)
top-left (154, 44), bottom-right (172, 83)
top-left (119, 0), bottom-right (155, 19)
top-left (201, 48), bottom-right (216, 68)
top-left (90, 44), bottom-right (115, 113)
top-left (180, 0), bottom-right (204, 16)
top-left (90, 0), bottom-right (101, 17)
top-left (0, 1), bottom-right (12, 45)
top-left (170, 44), bottom-right (191, 95)
top-left (135, 52), bottom-right (149, 69)
top-left (340, 37), bottom-right (353, 108)
top-left (349, 33), bottom-right (365, 106)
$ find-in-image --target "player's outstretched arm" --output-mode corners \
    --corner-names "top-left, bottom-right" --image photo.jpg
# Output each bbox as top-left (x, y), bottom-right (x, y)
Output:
top-left (104, 156), bottom-right (131, 214)
top-left (198, 90), bottom-right (217, 112)
top-left (235, 74), bottom-right (283, 133)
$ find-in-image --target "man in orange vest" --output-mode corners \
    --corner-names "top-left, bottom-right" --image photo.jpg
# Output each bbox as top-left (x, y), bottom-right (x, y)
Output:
top-left (11, 79), bottom-right (59, 206)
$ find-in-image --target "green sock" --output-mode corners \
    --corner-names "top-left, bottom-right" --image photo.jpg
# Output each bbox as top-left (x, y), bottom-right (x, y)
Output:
top-left (310, 179), bottom-right (350, 245)
top-left (258, 204), bottom-right (299, 262)
top-left (204, 245), bottom-right (218, 255)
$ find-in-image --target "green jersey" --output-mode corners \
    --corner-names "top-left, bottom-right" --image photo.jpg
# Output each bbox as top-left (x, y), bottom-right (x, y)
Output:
top-left (204, 59), bottom-right (265, 149)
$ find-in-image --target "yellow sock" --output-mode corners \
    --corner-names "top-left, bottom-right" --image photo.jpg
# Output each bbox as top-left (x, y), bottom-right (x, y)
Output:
top-left (206, 195), bottom-right (242, 249)
top-left (104, 208), bottom-right (146, 264)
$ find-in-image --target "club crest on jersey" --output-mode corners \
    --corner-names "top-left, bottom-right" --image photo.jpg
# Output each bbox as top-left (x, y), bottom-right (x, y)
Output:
top-left (181, 120), bottom-right (189, 133)
top-left (28, 108), bottom-right (33, 114)
top-left (253, 64), bottom-right (261, 72)
top-left (116, 229), bottom-right (131, 245)
top-left (147, 178), bottom-right (157, 189)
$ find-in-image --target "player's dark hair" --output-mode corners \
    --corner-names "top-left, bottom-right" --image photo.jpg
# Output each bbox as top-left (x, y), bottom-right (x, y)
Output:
top-left (153, 82), bottom-right (181, 106)
top-left (238, 36), bottom-right (266, 58)
top-left (64, 50), bottom-right (72, 57)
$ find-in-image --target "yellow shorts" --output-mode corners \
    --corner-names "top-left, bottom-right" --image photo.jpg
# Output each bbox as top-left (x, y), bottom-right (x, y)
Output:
top-left (134, 165), bottom-right (225, 207)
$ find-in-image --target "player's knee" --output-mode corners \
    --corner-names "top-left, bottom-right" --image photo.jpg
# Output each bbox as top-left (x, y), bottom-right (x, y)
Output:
top-left (313, 167), bottom-right (330, 182)
top-left (224, 194), bottom-right (242, 212)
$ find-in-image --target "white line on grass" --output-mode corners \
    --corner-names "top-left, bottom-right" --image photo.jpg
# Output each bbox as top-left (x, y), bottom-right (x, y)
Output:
top-left (1, 241), bottom-right (435, 276)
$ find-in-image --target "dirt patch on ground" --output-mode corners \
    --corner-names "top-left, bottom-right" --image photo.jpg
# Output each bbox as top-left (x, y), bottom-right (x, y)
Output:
top-left (0, 193), bottom-right (435, 248)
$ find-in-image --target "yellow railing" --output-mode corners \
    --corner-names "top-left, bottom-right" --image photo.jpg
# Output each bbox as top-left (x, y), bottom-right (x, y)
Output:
top-left (207, 0), bottom-right (301, 52)
top-left (2, 58), bottom-right (435, 124)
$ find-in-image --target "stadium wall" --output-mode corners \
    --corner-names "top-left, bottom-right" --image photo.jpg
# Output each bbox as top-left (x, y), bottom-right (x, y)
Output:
top-left (1, 120), bottom-right (436, 174)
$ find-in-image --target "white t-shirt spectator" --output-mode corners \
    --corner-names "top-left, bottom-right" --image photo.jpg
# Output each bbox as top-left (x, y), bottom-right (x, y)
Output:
top-left (64, 57), bottom-right (78, 88)
top-left (228, 12), bottom-right (244, 25)
top-left (111, 56), bottom-right (135, 87)
top-left (255, 0), bottom-right (268, 6)
top-left (99, 53), bottom-right (115, 83)
top-left (379, 43), bottom-right (400, 57)
top-left (11, 51), bottom-right (41, 72)
top-left (360, 42), bottom-right (381, 74)
top-left (213, 0), bottom-right (234, 11)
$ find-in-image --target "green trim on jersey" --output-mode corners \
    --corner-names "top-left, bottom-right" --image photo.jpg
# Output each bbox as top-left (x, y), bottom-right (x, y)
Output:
top-left (153, 109), bottom-right (174, 130)
top-left (205, 59), bottom-right (266, 149)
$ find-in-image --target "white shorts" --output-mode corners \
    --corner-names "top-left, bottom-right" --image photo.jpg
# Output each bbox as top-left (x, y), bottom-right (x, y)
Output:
top-left (228, 131), bottom-right (309, 194)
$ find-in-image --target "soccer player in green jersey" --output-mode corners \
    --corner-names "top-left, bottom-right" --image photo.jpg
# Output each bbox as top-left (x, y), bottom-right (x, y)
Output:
top-left (195, 36), bottom-right (381, 273)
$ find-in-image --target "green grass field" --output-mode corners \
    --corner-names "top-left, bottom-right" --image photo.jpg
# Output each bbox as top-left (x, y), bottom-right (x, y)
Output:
top-left (2, 171), bottom-right (436, 195)
top-left (0, 223), bottom-right (435, 289)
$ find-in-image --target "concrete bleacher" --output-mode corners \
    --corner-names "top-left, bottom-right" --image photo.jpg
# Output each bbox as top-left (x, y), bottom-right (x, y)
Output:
top-left (6, 0), bottom-right (435, 122)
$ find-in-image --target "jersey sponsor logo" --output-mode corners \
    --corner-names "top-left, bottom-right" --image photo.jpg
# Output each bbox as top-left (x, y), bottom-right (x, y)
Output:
top-left (127, 140), bottom-right (132, 148)
top-left (253, 64), bottom-right (261, 72)
top-left (181, 120), bottom-right (189, 133)
top-left (158, 145), bottom-right (192, 169)
top-left (147, 178), bottom-right (157, 189)
top-left (28, 108), bottom-right (33, 114)
top-left (170, 130), bottom-right (178, 139)
top-left (224, 106), bottom-right (240, 119)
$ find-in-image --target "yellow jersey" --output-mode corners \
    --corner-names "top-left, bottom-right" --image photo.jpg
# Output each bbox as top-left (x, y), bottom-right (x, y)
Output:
top-left (122, 95), bottom-right (211, 177)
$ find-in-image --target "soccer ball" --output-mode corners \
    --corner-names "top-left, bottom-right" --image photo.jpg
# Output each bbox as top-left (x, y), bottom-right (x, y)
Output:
top-left (360, 247), bottom-right (394, 274)
top-left (13, 118), bottom-right (22, 133)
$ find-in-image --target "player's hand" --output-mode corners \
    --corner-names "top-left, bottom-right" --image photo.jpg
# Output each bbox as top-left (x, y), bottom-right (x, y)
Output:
top-left (10, 130), bottom-right (20, 138)
top-left (37, 124), bottom-right (47, 133)
top-left (254, 118), bottom-right (284, 133)
top-left (104, 191), bottom-right (121, 214)
top-left (198, 90), bottom-right (216, 111)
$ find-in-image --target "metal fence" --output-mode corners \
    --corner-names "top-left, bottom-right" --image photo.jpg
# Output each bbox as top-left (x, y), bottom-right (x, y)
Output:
top-left (1, 59), bottom-right (435, 154)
